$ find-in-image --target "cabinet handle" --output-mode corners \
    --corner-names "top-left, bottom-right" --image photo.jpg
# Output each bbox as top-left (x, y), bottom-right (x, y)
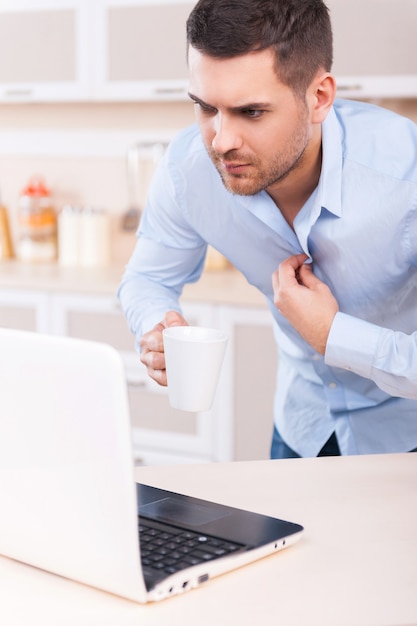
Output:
top-left (336, 83), bottom-right (363, 92)
top-left (3, 89), bottom-right (34, 98)
top-left (153, 86), bottom-right (187, 95)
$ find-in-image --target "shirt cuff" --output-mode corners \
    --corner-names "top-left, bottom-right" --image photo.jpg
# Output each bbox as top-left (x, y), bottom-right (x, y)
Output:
top-left (324, 312), bottom-right (382, 378)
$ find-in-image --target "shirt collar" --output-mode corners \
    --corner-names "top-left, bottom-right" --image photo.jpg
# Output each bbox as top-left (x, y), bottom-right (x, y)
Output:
top-left (318, 105), bottom-right (343, 218)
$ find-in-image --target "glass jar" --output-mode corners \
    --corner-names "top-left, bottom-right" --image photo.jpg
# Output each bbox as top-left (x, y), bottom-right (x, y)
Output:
top-left (17, 176), bottom-right (57, 262)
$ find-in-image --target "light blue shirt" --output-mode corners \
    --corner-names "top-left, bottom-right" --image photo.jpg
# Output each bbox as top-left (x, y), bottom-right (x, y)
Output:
top-left (118, 98), bottom-right (417, 456)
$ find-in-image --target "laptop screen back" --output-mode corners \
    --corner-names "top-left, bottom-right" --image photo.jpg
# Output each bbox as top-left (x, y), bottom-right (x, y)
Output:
top-left (0, 328), bottom-right (147, 602)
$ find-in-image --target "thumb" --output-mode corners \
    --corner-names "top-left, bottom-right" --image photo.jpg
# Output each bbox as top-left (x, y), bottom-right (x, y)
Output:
top-left (297, 262), bottom-right (323, 289)
top-left (163, 310), bottom-right (188, 328)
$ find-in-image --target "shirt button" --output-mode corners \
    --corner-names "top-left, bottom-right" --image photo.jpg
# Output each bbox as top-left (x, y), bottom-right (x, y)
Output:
top-left (328, 382), bottom-right (337, 389)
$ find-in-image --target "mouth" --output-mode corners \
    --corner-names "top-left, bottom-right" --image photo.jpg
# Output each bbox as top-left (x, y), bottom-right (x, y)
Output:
top-left (221, 160), bottom-right (251, 176)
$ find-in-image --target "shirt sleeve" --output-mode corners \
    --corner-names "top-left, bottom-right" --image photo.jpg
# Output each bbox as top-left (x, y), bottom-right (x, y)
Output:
top-left (325, 312), bottom-right (417, 399)
top-left (118, 237), bottom-right (206, 348)
top-left (117, 149), bottom-right (207, 349)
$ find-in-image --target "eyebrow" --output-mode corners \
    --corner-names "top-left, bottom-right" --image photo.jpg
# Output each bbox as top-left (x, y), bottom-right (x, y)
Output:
top-left (188, 92), bottom-right (271, 112)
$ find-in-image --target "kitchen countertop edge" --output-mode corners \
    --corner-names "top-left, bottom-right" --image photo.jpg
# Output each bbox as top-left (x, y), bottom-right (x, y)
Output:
top-left (0, 260), bottom-right (267, 308)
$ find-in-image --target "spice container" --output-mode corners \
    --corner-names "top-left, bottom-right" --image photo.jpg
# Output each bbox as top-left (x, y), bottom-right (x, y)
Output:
top-left (17, 176), bottom-right (57, 262)
top-left (58, 205), bottom-right (82, 267)
top-left (79, 208), bottom-right (110, 268)
top-left (58, 206), bottom-right (111, 268)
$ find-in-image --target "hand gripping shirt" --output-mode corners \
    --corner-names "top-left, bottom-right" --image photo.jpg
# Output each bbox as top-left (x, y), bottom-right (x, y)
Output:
top-left (118, 98), bottom-right (417, 456)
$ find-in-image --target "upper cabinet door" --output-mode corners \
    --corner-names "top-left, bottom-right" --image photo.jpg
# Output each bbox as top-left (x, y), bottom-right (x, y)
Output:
top-left (0, 0), bottom-right (91, 102)
top-left (327, 0), bottom-right (417, 99)
top-left (0, 0), bottom-right (415, 103)
top-left (93, 0), bottom-right (196, 101)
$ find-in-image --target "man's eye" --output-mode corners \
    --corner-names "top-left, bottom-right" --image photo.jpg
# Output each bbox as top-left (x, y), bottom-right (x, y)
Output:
top-left (243, 109), bottom-right (263, 119)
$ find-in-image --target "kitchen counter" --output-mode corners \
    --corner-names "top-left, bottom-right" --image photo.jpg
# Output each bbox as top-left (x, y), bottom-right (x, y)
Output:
top-left (1, 453), bottom-right (416, 625)
top-left (0, 260), bottom-right (267, 307)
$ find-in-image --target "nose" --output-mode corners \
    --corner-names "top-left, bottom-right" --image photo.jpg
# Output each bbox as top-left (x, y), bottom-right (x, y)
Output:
top-left (211, 113), bottom-right (243, 154)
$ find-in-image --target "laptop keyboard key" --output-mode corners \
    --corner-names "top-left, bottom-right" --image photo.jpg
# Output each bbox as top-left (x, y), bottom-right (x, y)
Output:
top-left (139, 517), bottom-right (245, 583)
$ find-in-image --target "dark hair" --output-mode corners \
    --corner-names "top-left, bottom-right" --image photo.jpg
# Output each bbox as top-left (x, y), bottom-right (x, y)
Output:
top-left (186, 0), bottom-right (333, 97)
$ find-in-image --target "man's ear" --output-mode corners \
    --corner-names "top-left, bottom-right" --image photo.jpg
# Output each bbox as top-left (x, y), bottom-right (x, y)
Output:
top-left (309, 72), bottom-right (337, 124)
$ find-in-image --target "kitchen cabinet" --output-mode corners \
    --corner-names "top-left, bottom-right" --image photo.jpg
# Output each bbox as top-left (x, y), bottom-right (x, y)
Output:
top-left (218, 306), bottom-right (276, 461)
top-left (51, 295), bottom-right (276, 464)
top-left (0, 288), bottom-right (50, 332)
top-left (0, 272), bottom-right (275, 465)
top-left (0, 0), bottom-right (416, 103)
top-left (50, 292), bottom-right (223, 465)
top-left (327, 0), bottom-right (417, 99)
top-left (0, 0), bottom-right (196, 103)
top-left (0, 0), bottom-right (91, 103)
top-left (93, 0), bottom-right (196, 102)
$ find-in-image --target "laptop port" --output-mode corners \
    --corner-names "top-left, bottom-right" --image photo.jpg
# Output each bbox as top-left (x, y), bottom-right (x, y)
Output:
top-left (198, 574), bottom-right (209, 584)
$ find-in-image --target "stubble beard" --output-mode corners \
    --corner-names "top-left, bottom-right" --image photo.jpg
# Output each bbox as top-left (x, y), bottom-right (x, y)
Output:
top-left (207, 114), bottom-right (311, 197)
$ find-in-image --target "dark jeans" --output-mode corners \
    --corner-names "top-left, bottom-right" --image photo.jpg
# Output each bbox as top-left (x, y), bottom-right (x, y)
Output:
top-left (270, 425), bottom-right (417, 458)
top-left (270, 425), bottom-right (341, 459)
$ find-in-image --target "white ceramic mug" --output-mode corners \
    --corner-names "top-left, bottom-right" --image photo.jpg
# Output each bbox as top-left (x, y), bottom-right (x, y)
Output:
top-left (162, 326), bottom-right (228, 412)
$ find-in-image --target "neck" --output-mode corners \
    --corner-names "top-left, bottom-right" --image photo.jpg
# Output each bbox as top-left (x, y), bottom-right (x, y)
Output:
top-left (267, 133), bottom-right (322, 230)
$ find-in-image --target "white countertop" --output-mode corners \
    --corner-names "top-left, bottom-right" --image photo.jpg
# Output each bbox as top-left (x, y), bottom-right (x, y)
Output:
top-left (1, 453), bottom-right (416, 625)
top-left (0, 259), bottom-right (267, 307)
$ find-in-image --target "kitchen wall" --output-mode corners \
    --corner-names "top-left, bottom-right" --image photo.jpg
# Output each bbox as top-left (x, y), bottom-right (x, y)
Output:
top-left (0, 100), bottom-right (195, 263)
top-left (0, 97), bottom-right (416, 264)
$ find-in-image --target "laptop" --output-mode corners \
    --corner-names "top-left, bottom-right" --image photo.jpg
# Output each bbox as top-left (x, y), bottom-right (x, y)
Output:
top-left (0, 327), bottom-right (303, 603)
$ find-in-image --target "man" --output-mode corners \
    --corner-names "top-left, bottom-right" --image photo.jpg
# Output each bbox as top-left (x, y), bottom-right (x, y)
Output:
top-left (118, 0), bottom-right (417, 458)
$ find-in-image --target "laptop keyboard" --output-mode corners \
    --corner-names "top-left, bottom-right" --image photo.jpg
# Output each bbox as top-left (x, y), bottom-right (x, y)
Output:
top-left (139, 517), bottom-right (244, 579)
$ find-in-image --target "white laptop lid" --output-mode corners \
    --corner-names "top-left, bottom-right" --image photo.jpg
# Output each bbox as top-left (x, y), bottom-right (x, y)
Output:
top-left (0, 328), bottom-right (147, 603)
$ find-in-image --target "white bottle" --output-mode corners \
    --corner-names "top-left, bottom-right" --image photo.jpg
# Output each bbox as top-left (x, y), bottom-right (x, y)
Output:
top-left (79, 208), bottom-right (110, 268)
top-left (58, 205), bottom-right (82, 267)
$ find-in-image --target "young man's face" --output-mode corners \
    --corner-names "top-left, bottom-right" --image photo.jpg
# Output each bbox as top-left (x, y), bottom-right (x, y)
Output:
top-left (188, 46), bottom-right (316, 197)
